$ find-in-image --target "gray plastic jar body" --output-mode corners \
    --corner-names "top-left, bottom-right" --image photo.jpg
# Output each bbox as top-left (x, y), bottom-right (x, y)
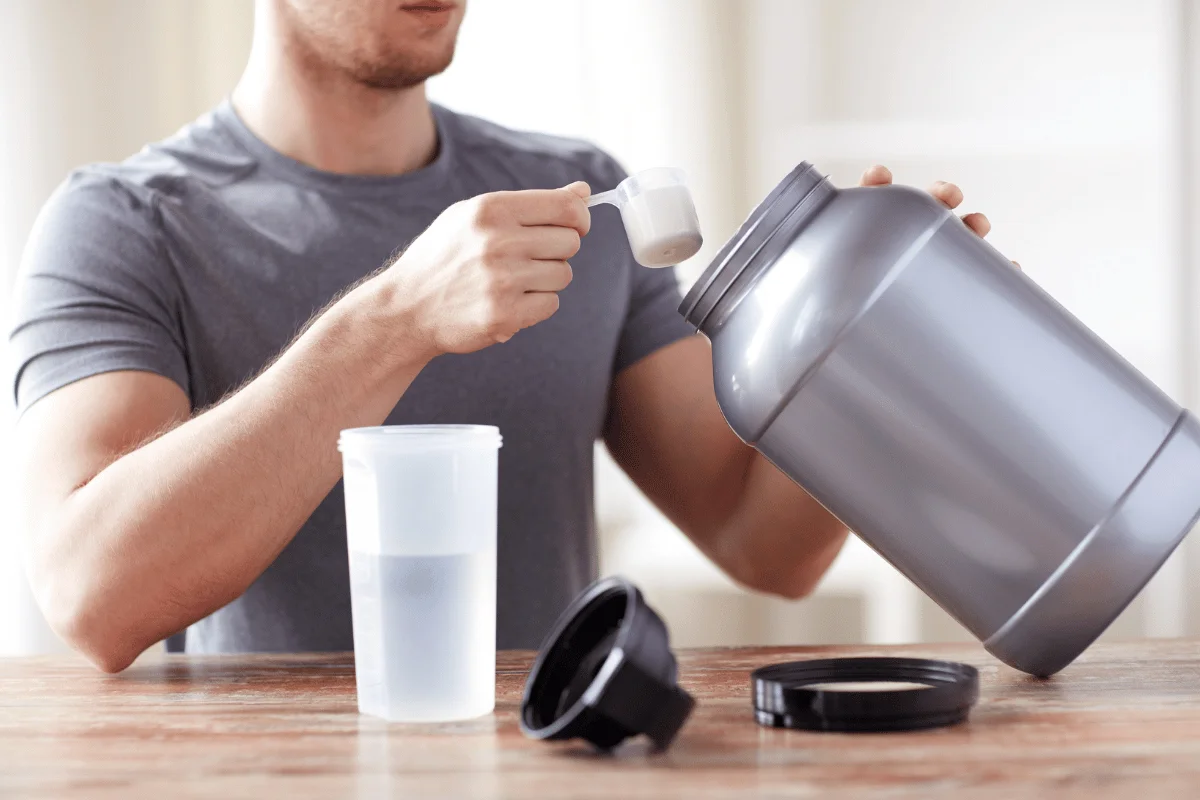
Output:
top-left (681, 163), bottom-right (1200, 677)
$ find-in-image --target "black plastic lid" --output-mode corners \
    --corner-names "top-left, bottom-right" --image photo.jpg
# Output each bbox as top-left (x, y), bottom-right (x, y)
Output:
top-left (752, 657), bottom-right (980, 732)
top-left (679, 162), bottom-right (831, 332)
top-left (519, 577), bottom-right (695, 751)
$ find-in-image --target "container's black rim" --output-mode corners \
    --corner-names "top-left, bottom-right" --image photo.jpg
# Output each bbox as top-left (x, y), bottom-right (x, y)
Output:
top-left (754, 707), bottom-right (971, 733)
top-left (751, 657), bottom-right (980, 732)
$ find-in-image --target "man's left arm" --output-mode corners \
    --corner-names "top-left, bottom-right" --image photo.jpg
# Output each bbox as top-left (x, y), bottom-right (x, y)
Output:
top-left (604, 166), bottom-right (996, 598)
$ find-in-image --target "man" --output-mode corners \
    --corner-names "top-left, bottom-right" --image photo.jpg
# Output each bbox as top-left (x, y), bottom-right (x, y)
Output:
top-left (9, 0), bottom-right (995, 673)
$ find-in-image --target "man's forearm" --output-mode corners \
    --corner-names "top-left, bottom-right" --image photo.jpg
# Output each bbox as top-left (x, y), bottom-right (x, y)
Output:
top-left (602, 336), bottom-right (848, 600)
top-left (710, 451), bottom-right (849, 599)
top-left (40, 278), bottom-right (428, 670)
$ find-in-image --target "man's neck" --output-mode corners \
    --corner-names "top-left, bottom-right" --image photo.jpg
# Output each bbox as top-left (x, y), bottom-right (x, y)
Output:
top-left (231, 33), bottom-right (437, 177)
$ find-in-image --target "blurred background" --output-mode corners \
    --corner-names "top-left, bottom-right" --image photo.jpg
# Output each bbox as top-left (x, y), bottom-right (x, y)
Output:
top-left (2, 0), bottom-right (1199, 654)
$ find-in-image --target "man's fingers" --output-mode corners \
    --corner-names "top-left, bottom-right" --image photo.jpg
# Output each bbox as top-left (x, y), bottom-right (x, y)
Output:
top-left (961, 212), bottom-right (991, 237)
top-left (860, 165), bottom-right (893, 186)
top-left (516, 291), bottom-right (561, 329)
top-left (521, 260), bottom-right (573, 293)
top-left (482, 188), bottom-right (590, 235)
top-left (564, 181), bottom-right (591, 200)
top-left (519, 225), bottom-right (582, 261)
top-left (929, 180), bottom-right (964, 209)
top-left (861, 172), bottom-right (999, 245)
top-left (564, 182), bottom-right (592, 235)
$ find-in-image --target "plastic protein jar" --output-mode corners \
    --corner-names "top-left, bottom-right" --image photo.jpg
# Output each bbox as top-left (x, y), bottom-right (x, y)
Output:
top-left (681, 162), bottom-right (1200, 676)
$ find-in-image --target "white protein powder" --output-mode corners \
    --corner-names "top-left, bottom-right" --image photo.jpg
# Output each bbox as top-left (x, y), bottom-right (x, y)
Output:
top-left (618, 185), bottom-right (704, 268)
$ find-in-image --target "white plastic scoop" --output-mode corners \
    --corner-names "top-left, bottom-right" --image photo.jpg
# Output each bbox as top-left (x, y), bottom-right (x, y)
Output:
top-left (587, 167), bottom-right (703, 268)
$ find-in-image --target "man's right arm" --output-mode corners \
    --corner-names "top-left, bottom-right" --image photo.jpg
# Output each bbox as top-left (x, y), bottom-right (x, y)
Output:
top-left (17, 282), bottom-right (431, 673)
top-left (15, 181), bottom-right (591, 673)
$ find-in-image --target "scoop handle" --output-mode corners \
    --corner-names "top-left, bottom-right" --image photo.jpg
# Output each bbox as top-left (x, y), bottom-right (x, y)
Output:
top-left (586, 189), bottom-right (619, 208)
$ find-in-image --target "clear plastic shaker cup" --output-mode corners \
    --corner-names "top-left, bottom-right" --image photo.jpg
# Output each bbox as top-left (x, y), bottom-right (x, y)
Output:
top-left (587, 167), bottom-right (703, 268)
top-left (338, 425), bottom-right (502, 722)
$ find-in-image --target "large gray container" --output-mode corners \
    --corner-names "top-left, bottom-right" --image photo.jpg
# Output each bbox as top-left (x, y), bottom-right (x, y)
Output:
top-left (681, 162), bottom-right (1200, 676)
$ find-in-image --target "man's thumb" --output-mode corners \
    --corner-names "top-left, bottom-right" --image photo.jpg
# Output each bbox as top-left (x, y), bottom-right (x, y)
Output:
top-left (563, 181), bottom-right (591, 199)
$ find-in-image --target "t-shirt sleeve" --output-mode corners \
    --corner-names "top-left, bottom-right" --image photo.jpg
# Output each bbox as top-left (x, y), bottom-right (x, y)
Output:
top-left (589, 157), bottom-right (697, 374)
top-left (8, 172), bottom-right (191, 414)
top-left (613, 260), bottom-right (696, 374)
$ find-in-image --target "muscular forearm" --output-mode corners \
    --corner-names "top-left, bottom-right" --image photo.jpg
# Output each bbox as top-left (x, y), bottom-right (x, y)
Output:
top-left (605, 336), bottom-right (848, 600)
top-left (37, 279), bottom-right (428, 671)
top-left (710, 452), bottom-right (849, 599)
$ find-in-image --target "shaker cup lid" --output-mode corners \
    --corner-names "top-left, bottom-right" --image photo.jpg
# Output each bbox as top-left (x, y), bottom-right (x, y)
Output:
top-left (519, 576), bottom-right (695, 751)
top-left (752, 657), bottom-right (980, 732)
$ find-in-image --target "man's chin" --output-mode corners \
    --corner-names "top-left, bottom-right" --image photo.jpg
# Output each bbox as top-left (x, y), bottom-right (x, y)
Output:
top-left (354, 49), bottom-right (457, 90)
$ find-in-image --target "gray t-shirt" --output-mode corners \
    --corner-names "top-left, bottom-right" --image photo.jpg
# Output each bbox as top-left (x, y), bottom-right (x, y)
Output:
top-left (9, 101), bottom-right (694, 653)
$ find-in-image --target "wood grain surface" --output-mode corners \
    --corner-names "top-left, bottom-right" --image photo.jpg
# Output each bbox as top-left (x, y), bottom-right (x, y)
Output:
top-left (2, 639), bottom-right (1200, 799)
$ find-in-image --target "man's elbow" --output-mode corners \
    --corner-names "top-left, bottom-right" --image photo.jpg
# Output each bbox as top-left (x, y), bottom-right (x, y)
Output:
top-left (79, 642), bottom-right (139, 675)
top-left (49, 599), bottom-right (142, 674)
top-left (33, 568), bottom-right (143, 674)
top-left (745, 568), bottom-right (822, 601)
top-left (735, 536), bottom-right (848, 600)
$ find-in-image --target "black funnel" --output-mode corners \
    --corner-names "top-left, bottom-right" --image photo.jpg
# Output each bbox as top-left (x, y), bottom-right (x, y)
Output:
top-left (519, 576), bottom-right (695, 751)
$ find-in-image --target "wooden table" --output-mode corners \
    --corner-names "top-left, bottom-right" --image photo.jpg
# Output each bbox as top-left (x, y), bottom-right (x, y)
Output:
top-left (3, 639), bottom-right (1200, 799)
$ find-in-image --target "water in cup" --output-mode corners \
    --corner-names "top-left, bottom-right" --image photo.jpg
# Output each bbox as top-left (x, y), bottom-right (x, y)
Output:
top-left (348, 549), bottom-right (495, 721)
